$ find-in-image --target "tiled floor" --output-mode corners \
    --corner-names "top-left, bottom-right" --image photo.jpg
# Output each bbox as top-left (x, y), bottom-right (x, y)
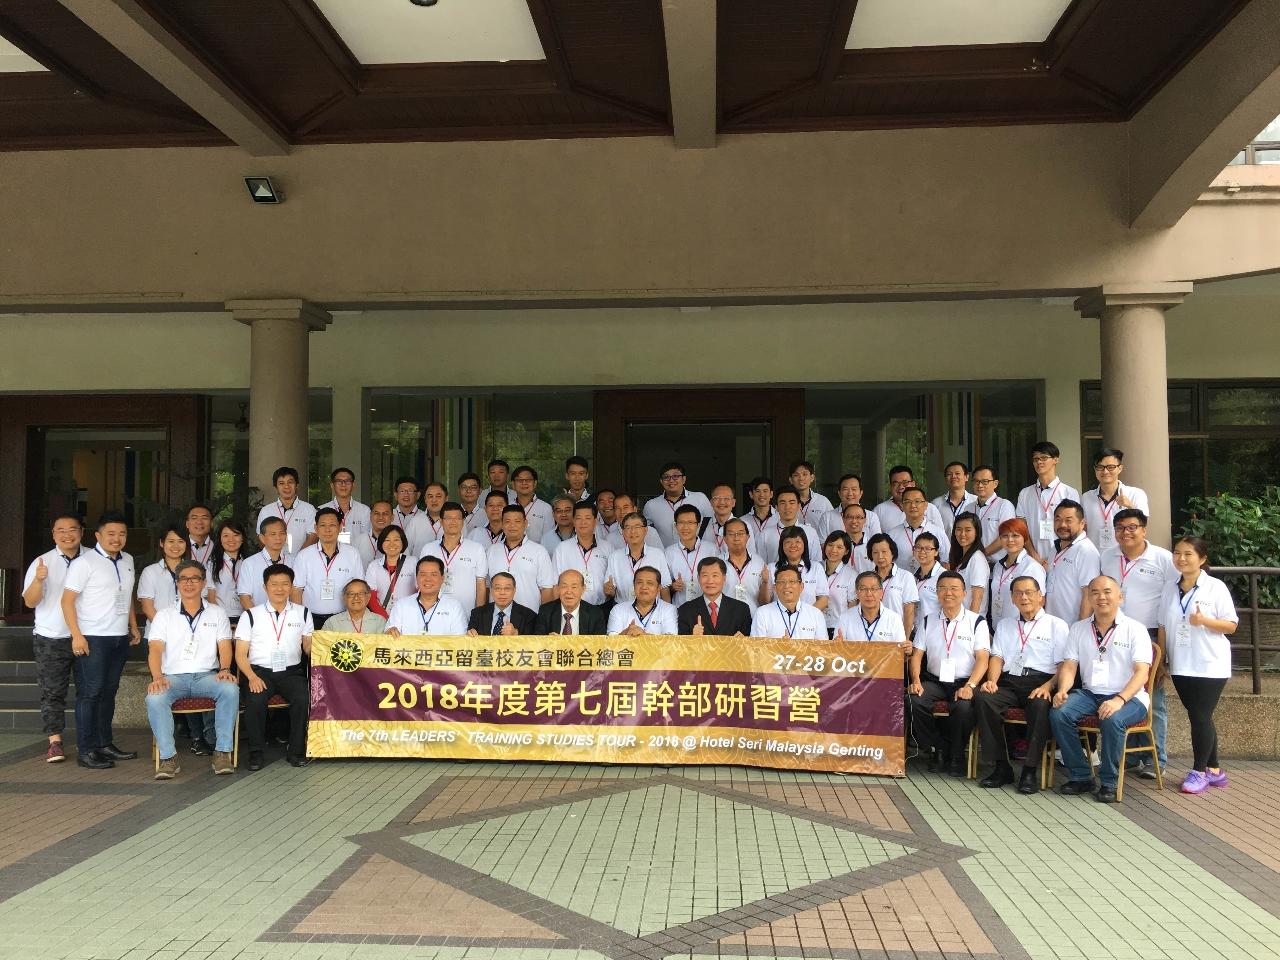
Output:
top-left (2, 731), bottom-right (1280, 960)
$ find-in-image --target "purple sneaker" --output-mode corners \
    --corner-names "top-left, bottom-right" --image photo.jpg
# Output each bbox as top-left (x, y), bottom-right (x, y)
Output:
top-left (1180, 770), bottom-right (1209, 795)
top-left (1204, 768), bottom-right (1229, 789)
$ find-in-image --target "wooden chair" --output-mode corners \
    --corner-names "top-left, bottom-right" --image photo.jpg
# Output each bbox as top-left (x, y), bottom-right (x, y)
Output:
top-left (929, 700), bottom-right (979, 779)
top-left (153, 697), bottom-right (240, 771)
top-left (999, 707), bottom-right (1055, 790)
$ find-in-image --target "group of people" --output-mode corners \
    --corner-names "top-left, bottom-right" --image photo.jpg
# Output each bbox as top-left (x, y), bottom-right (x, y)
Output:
top-left (22, 445), bottom-right (1239, 801)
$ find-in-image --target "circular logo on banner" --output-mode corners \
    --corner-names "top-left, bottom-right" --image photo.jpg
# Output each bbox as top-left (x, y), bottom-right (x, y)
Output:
top-left (331, 638), bottom-right (363, 673)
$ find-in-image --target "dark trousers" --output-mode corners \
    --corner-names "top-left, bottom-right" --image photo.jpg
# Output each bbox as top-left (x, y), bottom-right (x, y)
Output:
top-left (1171, 674), bottom-right (1228, 771)
top-left (242, 665), bottom-right (309, 756)
top-left (908, 675), bottom-right (974, 756)
top-left (33, 635), bottom-right (75, 736)
top-left (312, 612), bottom-right (334, 630)
top-left (974, 670), bottom-right (1054, 771)
top-left (71, 634), bottom-right (130, 753)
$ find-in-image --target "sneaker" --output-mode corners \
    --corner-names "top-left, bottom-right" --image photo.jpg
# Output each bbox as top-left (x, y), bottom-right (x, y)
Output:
top-left (46, 741), bottom-right (66, 763)
top-left (154, 756), bottom-right (181, 781)
top-left (1129, 761), bottom-right (1158, 781)
top-left (189, 738), bottom-right (214, 756)
top-left (1180, 770), bottom-right (1209, 795)
top-left (1205, 768), bottom-right (1229, 789)
top-left (211, 751), bottom-right (235, 775)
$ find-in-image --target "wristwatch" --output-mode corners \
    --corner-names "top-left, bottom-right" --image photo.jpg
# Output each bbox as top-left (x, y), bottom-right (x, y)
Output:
top-left (966, 681), bottom-right (977, 690)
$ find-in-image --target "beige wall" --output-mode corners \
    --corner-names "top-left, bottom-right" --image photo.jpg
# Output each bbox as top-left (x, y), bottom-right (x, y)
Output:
top-left (4, 287), bottom-right (1279, 490)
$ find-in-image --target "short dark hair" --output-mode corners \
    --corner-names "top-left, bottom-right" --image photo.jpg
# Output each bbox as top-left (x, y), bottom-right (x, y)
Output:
top-left (262, 562), bottom-right (294, 585)
top-left (914, 532), bottom-right (940, 551)
top-left (501, 504), bottom-right (526, 518)
top-left (1054, 499), bottom-right (1085, 520)
top-left (440, 501), bottom-right (466, 519)
top-left (487, 458), bottom-right (510, 472)
top-left (393, 475), bottom-right (419, 492)
top-left (772, 563), bottom-right (802, 583)
top-left (972, 463), bottom-right (998, 479)
top-left (330, 466), bottom-right (355, 482)
top-left (272, 466), bottom-right (299, 485)
top-left (943, 461), bottom-right (969, 475)
top-left (484, 490), bottom-right (510, 505)
top-left (1094, 447), bottom-right (1126, 465)
top-left (854, 570), bottom-right (883, 589)
top-left (887, 465), bottom-right (914, 480)
top-left (344, 578), bottom-right (371, 596)
top-left (824, 531), bottom-right (852, 559)
top-left (491, 571), bottom-right (516, 587)
top-left (51, 513), bottom-right (83, 528)
top-left (747, 476), bottom-right (773, 493)
top-left (174, 559), bottom-right (206, 580)
top-left (424, 481), bottom-right (448, 496)
top-left (674, 504), bottom-right (702, 523)
top-left (564, 455), bottom-right (589, 471)
top-left (258, 516), bottom-right (286, 535)
top-left (633, 565), bottom-right (663, 584)
top-left (511, 464), bottom-right (538, 481)
top-left (416, 556), bottom-right (445, 576)
top-left (315, 507), bottom-right (341, 524)
top-left (789, 460), bottom-right (816, 475)
top-left (659, 461), bottom-right (685, 476)
top-left (1031, 441), bottom-right (1060, 459)
top-left (97, 510), bottom-right (128, 531)
top-left (774, 484), bottom-right (800, 500)
top-left (938, 570), bottom-right (966, 588)
top-left (1010, 575), bottom-right (1041, 594)
top-left (724, 517), bottom-right (749, 536)
top-left (572, 500), bottom-right (599, 517)
top-left (185, 503), bottom-right (212, 518)
top-left (837, 473), bottom-right (863, 487)
top-left (457, 471), bottom-right (481, 486)
top-left (866, 532), bottom-right (898, 562)
top-left (842, 502), bottom-right (866, 517)
top-left (696, 557), bottom-right (727, 575)
top-left (594, 487), bottom-right (616, 500)
top-left (376, 525), bottom-right (407, 555)
top-left (1114, 508), bottom-right (1148, 527)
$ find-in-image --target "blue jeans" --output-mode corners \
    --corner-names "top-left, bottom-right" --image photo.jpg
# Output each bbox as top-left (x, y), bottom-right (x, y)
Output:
top-left (72, 634), bottom-right (130, 754)
top-left (1050, 689), bottom-right (1148, 788)
top-left (146, 672), bottom-right (240, 759)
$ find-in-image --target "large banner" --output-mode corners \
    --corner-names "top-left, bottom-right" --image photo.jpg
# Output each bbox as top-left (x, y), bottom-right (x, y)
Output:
top-left (309, 632), bottom-right (905, 775)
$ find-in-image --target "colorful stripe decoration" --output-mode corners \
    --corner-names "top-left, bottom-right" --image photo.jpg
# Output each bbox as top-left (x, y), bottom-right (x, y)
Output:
top-left (309, 632), bottom-right (906, 775)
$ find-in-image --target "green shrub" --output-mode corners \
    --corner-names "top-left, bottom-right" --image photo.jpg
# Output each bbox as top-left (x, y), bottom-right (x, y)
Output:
top-left (1179, 486), bottom-right (1280, 609)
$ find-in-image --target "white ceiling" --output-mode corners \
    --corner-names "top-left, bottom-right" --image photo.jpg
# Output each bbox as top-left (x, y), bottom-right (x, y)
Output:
top-left (846, 0), bottom-right (1073, 49)
top-left (0, 37), bottom-right (46, 72)
top-left (313, 0), bottom-right (546, 65)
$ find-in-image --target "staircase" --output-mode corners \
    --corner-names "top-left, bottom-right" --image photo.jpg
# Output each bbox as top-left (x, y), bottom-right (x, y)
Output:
top-left (0, 626), bottom-right (54, 732)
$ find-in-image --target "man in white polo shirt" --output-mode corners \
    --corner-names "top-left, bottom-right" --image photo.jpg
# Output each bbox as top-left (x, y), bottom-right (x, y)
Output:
top-left (874, 465), bottom-right (947, 534)
top-left (604, 511), bottom-right (672, 605)
top-left (540, 495), bottom-right (577, 554)
top-left (721, 519), bottom-right (767, 612)
top-left (643, 461), bottom-right (714, 547)
top-left (485, 505), bottom-right (556, 613)
top-left (819, 474), bottom-right (883, 539)
top-left (971, 464), bottom-right (1016, 556)
top-left (1015, 442), bottom-right (1081, 561)
top-left (932, 461), bottom-right (978, 539)
top-left (290, 507), bottom-right (363, 630)
top-left (750, 564), bottom-right (827, 640)
top-left (834, 570), bottom-right (909, 651)
top-left (1050, 575), bottom-right (1153, 803)
top-left (1045, 500), bottom-right (1101, 624)
top-left (386, 556), bottom-right (471, 636)
top-left (61, 511), bottom-right (141, 770)
top-left (888, 487), bottom-right (949, 572)
top-left (392, 476), bottom-right (436, 556)
top-left (511, 465), bottom-right (555, 544)
top-left (1081, 447), bottom-right (1151, 551)
top-left (757, 485), bottom-right (823, 564)
top-left (22, 513), bottom-right (86, 763)
top-left (237, 516), bottom-right (292, 609)
top-left (1100, 507), bottom-right (1176, 776)
top-left (234, 562), bottom-right (313, 770)
top-left (604, 493), bottom-right (663, 551)
top-left (702, 483), bottom-right (757, 556)
top-left (318, 466), bottom-right (372, 557)
top-left (608, 567), bottom-right (680, 636)
top-left (256, 466), bottom-right (317, 556)
top-left (421, 501), bottom-right (488, 613)
top-left (554, 500), bottom-right (612, 607)
top-left (789, 460), bottom-right (835, 527)
top-left (145, 560), bottom-right (238, 779)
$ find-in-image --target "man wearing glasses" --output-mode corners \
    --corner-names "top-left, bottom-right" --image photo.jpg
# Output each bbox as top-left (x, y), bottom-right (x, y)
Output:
top-left (888, 488), bottom-right (949, 573)
top-left (1015, 442), bottom-right (1080, 562)
top-left (750, 565), bottom-right (826, 639)
top-left (971, 464), bottom-right (1016, 556)
top-left (1081, 448), bottom-right (1151, 551)
top-left (318, 467), bottom-right (372, 560)
top-left (643, 462), bottom-right (714, 547)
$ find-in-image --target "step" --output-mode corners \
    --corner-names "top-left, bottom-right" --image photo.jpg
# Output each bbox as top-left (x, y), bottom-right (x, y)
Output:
top-left (1, 685), bottom-right (75, 707)
top-left (0, 661), bottom-right (38, 679)
top-left (0, 709), bottom-right (64, 732)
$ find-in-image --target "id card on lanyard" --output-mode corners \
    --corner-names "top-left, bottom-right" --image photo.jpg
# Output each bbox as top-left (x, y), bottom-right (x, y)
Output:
top-left (1091, 620), bottom-right (1116, 688)
top-left (938, 617), bottom-right (960, 682)
top-left (1037, 481), bottom-right (1060, 542)
top-left (270, 605), bottom-right (291, 672)
top-left (1175, 585), bottom-right (1199, 649)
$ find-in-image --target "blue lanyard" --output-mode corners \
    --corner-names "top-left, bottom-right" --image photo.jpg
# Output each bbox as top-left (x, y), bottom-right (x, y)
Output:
top-left (418, 599), bottom-right (439, 632)
top-left (181, 604), bottom-right (204, 638)
top-left (1178, 585), bottom-right (1199, 617)
top-left (861, 613), bottom-right (880, 641)
top-left (632, 602), bottom-right (657, 631)
top-left (777, 601), bottom-right (799, 639)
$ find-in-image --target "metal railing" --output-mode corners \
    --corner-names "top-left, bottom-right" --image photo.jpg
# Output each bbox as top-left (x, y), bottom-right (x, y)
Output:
top-left (1218, 567), bottom-right (1280, 695)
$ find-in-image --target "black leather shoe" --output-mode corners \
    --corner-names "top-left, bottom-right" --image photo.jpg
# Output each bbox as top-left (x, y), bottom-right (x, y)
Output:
top-left (1059, 778), bottom-right (1096, 796)
top-left (287, 754), bottom-right (311, 768)
top-left (247, 751), bottom-right (264, 772)
top-left (925, 749), bottom-right (940, 772)
top-left (1017, 768), bottom-right (1040, 795)
top-left (1094, 785), bottom-right (1118, 803)
top-left (76, 751), bottom-right (114, 769)
top-left (100, 744), bottom-right (137, 761)
top-left (948, 756), bottom-right (968, 778)
top-left (980, 765), bottom-right (1015, 788)
top-left (189, 738), bottom-right (213, 756)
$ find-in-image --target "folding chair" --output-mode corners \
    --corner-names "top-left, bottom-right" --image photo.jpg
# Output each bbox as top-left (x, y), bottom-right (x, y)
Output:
top-left (930, 700), bottom-right (979, 779)
top-left (153, 697), bottom-right (240, 771)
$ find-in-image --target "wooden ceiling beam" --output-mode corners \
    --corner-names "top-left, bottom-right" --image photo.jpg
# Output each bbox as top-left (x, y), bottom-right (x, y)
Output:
top-left (660, 0), bottom-right (716, 147)
top-left (53, 0), bottom-right (290, 155)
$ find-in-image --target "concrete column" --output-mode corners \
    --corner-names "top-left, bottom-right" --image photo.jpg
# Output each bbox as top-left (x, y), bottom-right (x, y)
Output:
top-left (227, 299), bottom-right (331, 495)
top-left (330, 380), bottom-right (367, 497)
top-left (1075, 283), bottom-right (1192, 547)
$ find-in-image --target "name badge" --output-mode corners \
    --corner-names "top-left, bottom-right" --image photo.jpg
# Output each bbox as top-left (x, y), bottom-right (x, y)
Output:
top-left (1039, 518), bottom-right (1054, 541)
top-left (114, 588), bottom-right (129, 615)
top-left (1175, 620), bottom-right (1192, 648)
top-left (1010, 655), bottom-right (1024, 675)
top-left (338, 531), bottom-right (352, 545)
top-left (443, 571), bottom-right (454, 589)
top-left (584, 574), bottom-right (595, 592)
top-left (286, 533), bottom-right (295, 555)
top-left (270, 648), bottom-right (288, 672)
top-left (321, 579), bottom-right (336, 601)
top-left (1092, 656), bottom-right (1111, 690)
top-left (735, 583), bottom-right (748, 601)
top-left (1101, 524), bottom-right (1115, 545)
top-left (938, 658), bottom-right (957, 683)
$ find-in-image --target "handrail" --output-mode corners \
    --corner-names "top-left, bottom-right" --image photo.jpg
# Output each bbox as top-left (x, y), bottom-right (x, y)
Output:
top-left (1214, 567), bottom-right (1280, 695)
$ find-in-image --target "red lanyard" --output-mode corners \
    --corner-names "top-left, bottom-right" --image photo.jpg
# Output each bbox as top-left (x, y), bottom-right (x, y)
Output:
top-left (941, 616), bottom-right (960, 656)
top-left (1051, 541), bottom-right (1074, 568)
top-left (1037, 481), bottom-right (1061, 519)
top-left (1119, 554), bottom-right (1139, 583)
top-left (270, 604), bottom-right (290, 646)
top-left (680, 542), bottom-right (702, 580)
top-left (979, 496), bottom-right (1002, 521)
top-left (1016, 616), bottom-right (1041, 651)
top-left (317, 545), bottom-right (338, 577)
top-left (503, 540), bottom-right (524, 568)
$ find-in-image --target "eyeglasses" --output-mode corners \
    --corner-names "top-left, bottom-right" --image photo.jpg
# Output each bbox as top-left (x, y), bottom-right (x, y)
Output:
top-left (660, 473), bottom-right (684, 482)
top-left (332, 478), bottom-right (354, 485)
top-left (622, 523), bottom-right (647, 531)
top-left (912, 544), bottom-right (938, 553)
top-left (345, 591), bottom-right (370, 599)
top-left (1114, 523), bottom-right (1143, 533)
top-left (177, 575), bottom-right (205, 584)
top-left (1095, 464), bottom-right (1121, 472)
top-left (855, 585), bottom-right (881, 593)
top-left (774, 578), bottom-right (801, 586)
top-left (973, 477), bottom-right (995, 485)
top-left (1031, 455), bottom-right (1054, 463)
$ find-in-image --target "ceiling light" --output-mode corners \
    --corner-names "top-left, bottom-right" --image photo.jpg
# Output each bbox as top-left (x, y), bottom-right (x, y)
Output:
top-left (244, 176), bottom-right (282, 204)
top-left (408, 0), bottom-right (439, 6)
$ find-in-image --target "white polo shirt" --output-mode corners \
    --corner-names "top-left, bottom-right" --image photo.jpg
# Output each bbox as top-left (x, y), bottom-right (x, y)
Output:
top-left (1081, 485), bottom-right (1151, 551)
top-left (319, 498), bottom-right (373, 552)
top-left (23, 546), bottom-right (85, 639)
top-left (554, 537), bottom-right (613, 606)
top-left (988, 552), bottom-right (1046, 625)
top-left (722, 554), bottom-right (768, 611)
top-left (485, 538), bottom-right (556, 612)
top-left (188, 537), bottom-right (215, 568)
top-left (887, 520), bottom-right (949, 572)
top-left (605, 545), bottom-right (672, 604)
top-left (818, 508), bottom-right (882, 541)
top-left (843, 536), bottom-right (877, 576)
top-left (468, 524), bottom-right (506, 549)
top-left (517, 498), bottom-right (555, 544)
top-left (138, 560), bottom-right (211, 638)
top-left (1101, 543), bottom-right (1177, 629)
top-left (756, 519), bottom-right (823, 566)
top-left (874, 499), bottom-right (946, 537)
top-left (63, 545), bottom-right (135, 636)
top-left (292, 543), bottom-right (363, 615)
top-left (913, 609), bottom-right (990, 681)
top-left (150, 603), bottom-right (232, 675)
top-left (643, 490), bottom-right (715, 547)
top-left (665, 540), bottom-right (712, 606)
top-left (392, 508), bottom-right (437, 556)
top-left (973, 494), bottom-right (1016, 548)
top-left (365, 555), bottom-right (417, 614)
top-left (796, 491), bottom-right (835, 527)
top-left (990, 609), bottom-right (1069, 676)
top-left (386, 595), bottom-right (469, 636)
top-left (956, 552), bottom-right (990, 611)
top-left (1059, 612), bottom-right (1153, 704)
top-left (932, 492), bottom-right (979, 538)
top-left (602, 521), bottom-right (664, 552)
top-left (741, 509), bottom-right (778, 543)
top-left (236, 549), bottom-right (292, 609)
top-left (703, 517), bottom-right (759, 557)
top-left (821, 564), bottom-right (857, 629)
top-left (1015, 480), bottom-right (1081, 560)
top-left (421, 538), bottom-right (488, 612)
top-left (913, 564), bottom-right (944, 624)
top-left (1158, 572), bottom-right (1238, 679)
top-left (256, 499), bottom-right (316, 555)
top-left (607, 599), bottom-right (679, 635)
top-left (1045, 533), bottom-right (1101, 624)
top-left (877, 565), bottom-right (920, 620)
top-left (212, 554), bottom-right (246, 621)
top-left (768, 561), bottom-right (830, 610)
top-left (235, 602), bottom-right (313, 670)
top-left (750, 601), bottom-right (827, 640)
top-left (541, 528), bottom-right (575, 556)
top-left (835, 606), bottom-right (906, 644)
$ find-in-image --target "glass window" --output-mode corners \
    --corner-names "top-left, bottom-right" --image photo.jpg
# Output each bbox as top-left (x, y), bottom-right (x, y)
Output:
top-left (1206, 385), bottom-right (1280, 427)
top-left (1083, 383), bottom-right (1198, 432)
top-left (1258, 115), bottom-right (1280, 142)
top-left (1257, 148), bottom-right (1280, 164)
top-left (1207, 438), bottom-right (1280, 501)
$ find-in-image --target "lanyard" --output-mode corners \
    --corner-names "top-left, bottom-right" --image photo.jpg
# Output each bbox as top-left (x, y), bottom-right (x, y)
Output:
top-left (750, 511), bottom-right (770, 533)
top-left (578, 540), bottom-right (597, 565)
top-left (427, 516), bottom-right (443, 539)
top-left (396, 507), bottom-right (418, 525)
top-left (222, 555), bottom-right (239, 582)
top-left (164, 562), bottom-right (180, 604)
top-left (904, 526), bottom-right (920, 549)
top-left (270, 603), bottom-right (290, 647)
top-left (860, 612), bottom-right (880, 641)
top-left (1092, 620), bottom-right (1116, 657)
top-left (827, 567), bottom-right (844, 595)
top-left (1178, 583), bottom-right (1200, 617)
top-left (1036, 481), bottom-right (1061, 519)
top-left (439, 541), bottom-right (461, 574)
top-left (318, 544), bottom-right (339, 577)
top-left (191, 539), bottom-right (212, 564)
top-left (799, 497), bottom-right (815, 520)
top-left (632, 602), bottom-right (657, 631)
top-left (1099, 488), bottom-right (1121, 524)
top-left (180, 603), bottom-right (204, 638)
top-left (1016, 615), bottom-right (1041, 651)
top-left (776, 601), bottom-right (799, 639)
top-left (382, 558), bottom-right (403, 606)
top-left (418, 599), bottom-right (439, 632)
top-left (349, 614), bottom-right (365, 634)
top-left (941, 616), bottom-right (960, 656)
top-left (664, 493), bottom-right (686, 513)
top-left (1118, 554), bottom-right (1141, 583)
top-left (946, 495), bottom-right (968, 519)
top-left (997, 556), bottom-right (1022, 592)
top-left (1051, 540), bottom-right (1074, 568)
top-left (627, 549), bottom-right (647, 573)
top-left (680, 542), bottom-right (702, 580)
top-left (978, 495), bottom-right (1002, 522)
top-left (96, 545), bottom-right (124, 585)
top-left (729, 554), bottom-right (752, 582)
top-left (713, 522), bottom-right (728, 552)
top-left (503, 539), bottom-right (524, 568)
top-left (277, 500), bottom-right (295, 523)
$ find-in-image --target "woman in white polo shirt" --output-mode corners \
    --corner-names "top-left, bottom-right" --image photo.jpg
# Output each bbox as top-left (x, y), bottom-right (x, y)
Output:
top-left (947, 513), bottom-right (989, 614)
top-left (1158, 536), bottom-right (1239, 795)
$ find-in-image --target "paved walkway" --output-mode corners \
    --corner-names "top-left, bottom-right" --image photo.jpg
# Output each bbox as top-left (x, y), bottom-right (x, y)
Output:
top-left (1, 732), bottom-right (1279, 960)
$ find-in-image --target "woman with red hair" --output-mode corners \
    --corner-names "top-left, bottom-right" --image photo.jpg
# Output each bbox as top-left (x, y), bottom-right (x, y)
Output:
top-left (988, 518), bottom-right (1045, 623)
